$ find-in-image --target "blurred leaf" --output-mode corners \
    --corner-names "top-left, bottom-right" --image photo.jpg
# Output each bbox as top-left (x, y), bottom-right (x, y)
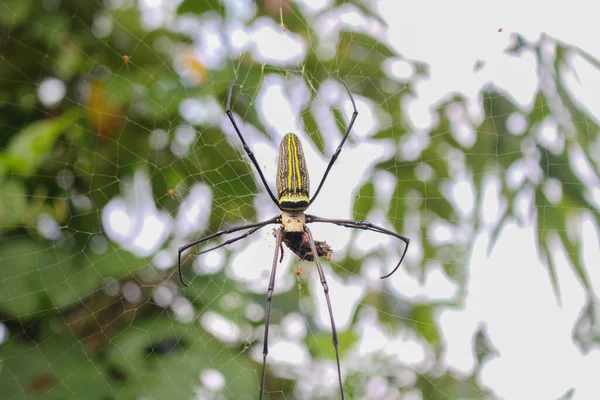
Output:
top-left (487, 200), bottom-right (511, 255)
top-left (338, 31), bottom-right (396, 59)
top-left (386, 170), bottom-right (407, 234)
top-left (188, 128), bottom-right (259, 227)
top-left (105, 317), bottom-right (256, 399)
top-left (0, 239), bottom-right (71, 318)
top-left (539, 148), bottom-right (593, 297)
top-left (353, 180), bottom-right (375, 220)
top-left (418, 373), bottom-right (490, 400)
top-left (529, 90), bottom-right (549, 125)
top-left (328, 31), bottom-right (397, 81)
top-left (306, 329), bottom-right (358, 361)
top-left (558, 388), bottom-right (576, 400)
top-left (332, 107), bottom-right (348, 140)
top-left (2, 108), bottom-right (78, 176)
top-left (423, 182), bottom-right (455, 222)
top-left (573, 297), bottom-right (600, 353)
top-left (0, 0), bottom-right (32, 28)
top-left (0, 236), bottom-right (153, 319)
top-left (505, 33), bottom-right (531, 55)
top-left (302, 107), bottom-right (327, 155)
top-left (535, 187), bottom-right (562, 303)
top-left (177, 0), bottom-right (224, 15)
top-left (372, 125), bottom-right (407, 140)
top-left (0, 179), bottom-right (27, 229)
top-left (47, 247), bottom-right (154, 310)
top-left (53, 38), bottom-right (82, 80)
top-left (474, 324), bottom-right (498, 368)
top-left (0, 334), bottom-right (116, 399)
top-left (333, 256), bottom-right (362, 278)
top-left (410, 304), bottom-right (440, 349)
top-left (226, 73), bottom-right (273, 141)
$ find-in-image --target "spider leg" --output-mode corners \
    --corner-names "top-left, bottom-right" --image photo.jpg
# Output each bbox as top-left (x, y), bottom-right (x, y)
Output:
top-left (259, 227), bottom-right (284, 400)
top-left (306, 215), bottom-right (410, 279)
top-left (195, 224), bottom-right (266, 256)
top-left (309, 79), bottom-right (358, 206)
top-left (305, 226), bottom-right (345, 399)
top-left (226, 79), bottom-right (279, 206)
top-left (177, 215), bottom-right (280, 287)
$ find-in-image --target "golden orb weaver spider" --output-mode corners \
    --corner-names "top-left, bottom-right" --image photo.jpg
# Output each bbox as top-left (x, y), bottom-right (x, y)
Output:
top-left (178, 78), bottom-right (410, 399)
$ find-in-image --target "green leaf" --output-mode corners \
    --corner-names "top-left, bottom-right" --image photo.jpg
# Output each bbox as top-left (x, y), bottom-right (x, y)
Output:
top-left (529, 90), bottom-right (549, 125)
top-left (302, 108), bottom-right (327, 155)
top-left (0, 334), bottom-right (116, 399)
top-left (0, 0), bottom-right (32, 28)
top-left (105, 317), bottom-right (256, 399)
top-left (177, 0), bottom-right (224, 15)
top-left (386, 170), bottom-right (408, 234)
top-left (534, 187), bottom-right (561, 304)
top-left (353, 180), bottom-right (375, 220)
top-left (46, 247), bottom-right (154, 310)
top-left (487, 200), bottom-right (511, 255)
top-left (418, 373), bottom-right (491, 400)
top-left (0, 237), bottom-right (153, 318)
top-left (0, 240), bottom-right (69, 318)
top-left (307, 329), bottom-right (358, 361)
top-left (423, 182), bottom-right (455, 222)
top-left (338, 31), bottom-right (396, 59)
top-left (189, 127), bottom-right (259, 227)
top-left (410, 304), bottom-right (440, 348)
top-left (2, 108), bottom-right (78, 176)
top-left (332, 107), bottom-right (348, 139)
top-left (329, 31), bottom-right (397, 81)
top-left (0, 179), bottom-right (28, 230)
top-left (372, 125), bottom-right (407, 141)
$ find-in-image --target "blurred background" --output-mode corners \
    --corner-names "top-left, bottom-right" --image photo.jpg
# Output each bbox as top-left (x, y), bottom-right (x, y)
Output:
top-left (1, 0), bottom-right (600, 399)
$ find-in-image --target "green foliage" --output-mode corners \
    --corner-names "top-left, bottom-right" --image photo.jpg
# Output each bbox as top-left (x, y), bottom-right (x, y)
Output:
top-left (1, 109), bottom-right (78, 176)
top-left (177, 0), bottom-right (225, 16)
top-left (302, 107), bottom-right (327, 154)
top-left (104, 318), bottom-right (256, 399)
top-left (353, 180), bottom-right (375, 220)
top-left (307, 329), bottom-right (359, 360)
top-left (0, 334), bottom-right (116, 399)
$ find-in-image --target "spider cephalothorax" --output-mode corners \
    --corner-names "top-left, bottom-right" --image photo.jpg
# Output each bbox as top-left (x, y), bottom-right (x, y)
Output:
top-left (177, 78), bottom-right (410, 400)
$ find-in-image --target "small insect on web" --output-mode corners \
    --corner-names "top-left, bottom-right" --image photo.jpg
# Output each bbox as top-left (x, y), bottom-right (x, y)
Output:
top-left (177, 78), bottom-right (410, 400)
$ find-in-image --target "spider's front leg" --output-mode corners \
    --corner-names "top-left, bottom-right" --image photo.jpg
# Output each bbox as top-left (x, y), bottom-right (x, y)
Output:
top-left (305, 214), bottom-right (410, 279)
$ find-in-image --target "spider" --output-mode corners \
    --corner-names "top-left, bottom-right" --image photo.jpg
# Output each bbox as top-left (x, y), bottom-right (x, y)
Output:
top-left (177, 78), bottom-right (410, 400)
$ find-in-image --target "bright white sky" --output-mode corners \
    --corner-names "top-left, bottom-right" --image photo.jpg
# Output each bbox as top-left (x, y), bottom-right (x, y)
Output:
top-left (98, 0), bottom-right (600, 398)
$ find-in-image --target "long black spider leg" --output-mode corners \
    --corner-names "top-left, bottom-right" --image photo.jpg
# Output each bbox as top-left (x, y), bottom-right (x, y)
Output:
top-left (177, 216), bottom-right (280, 287)
top-left (195, 225), bottom-right (266, 257)
top-left (226, 78), bottom-right (279, 206)
top-left (305, 226), bottom-right (344, 400)
top-left (310, 79), bottom-right (358, 206)
top-left (259, 227), bottom-right (283, 400)
top-left (306, 215), bottom-right (410, 279)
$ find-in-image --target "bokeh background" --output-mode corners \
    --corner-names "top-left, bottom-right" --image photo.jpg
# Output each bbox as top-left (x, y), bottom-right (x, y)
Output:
top-left (1, 0), bottom-right (600, 399)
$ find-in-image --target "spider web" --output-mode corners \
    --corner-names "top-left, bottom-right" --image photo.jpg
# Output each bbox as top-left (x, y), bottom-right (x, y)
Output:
top-left (1, 1), bottom-right (600, 399)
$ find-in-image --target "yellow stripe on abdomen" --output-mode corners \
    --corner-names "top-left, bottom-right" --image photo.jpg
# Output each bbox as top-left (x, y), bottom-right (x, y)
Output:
top-left (291, 135), bottom-right (302, 188)
top-left (287, 135), bottom-right (293, 190)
